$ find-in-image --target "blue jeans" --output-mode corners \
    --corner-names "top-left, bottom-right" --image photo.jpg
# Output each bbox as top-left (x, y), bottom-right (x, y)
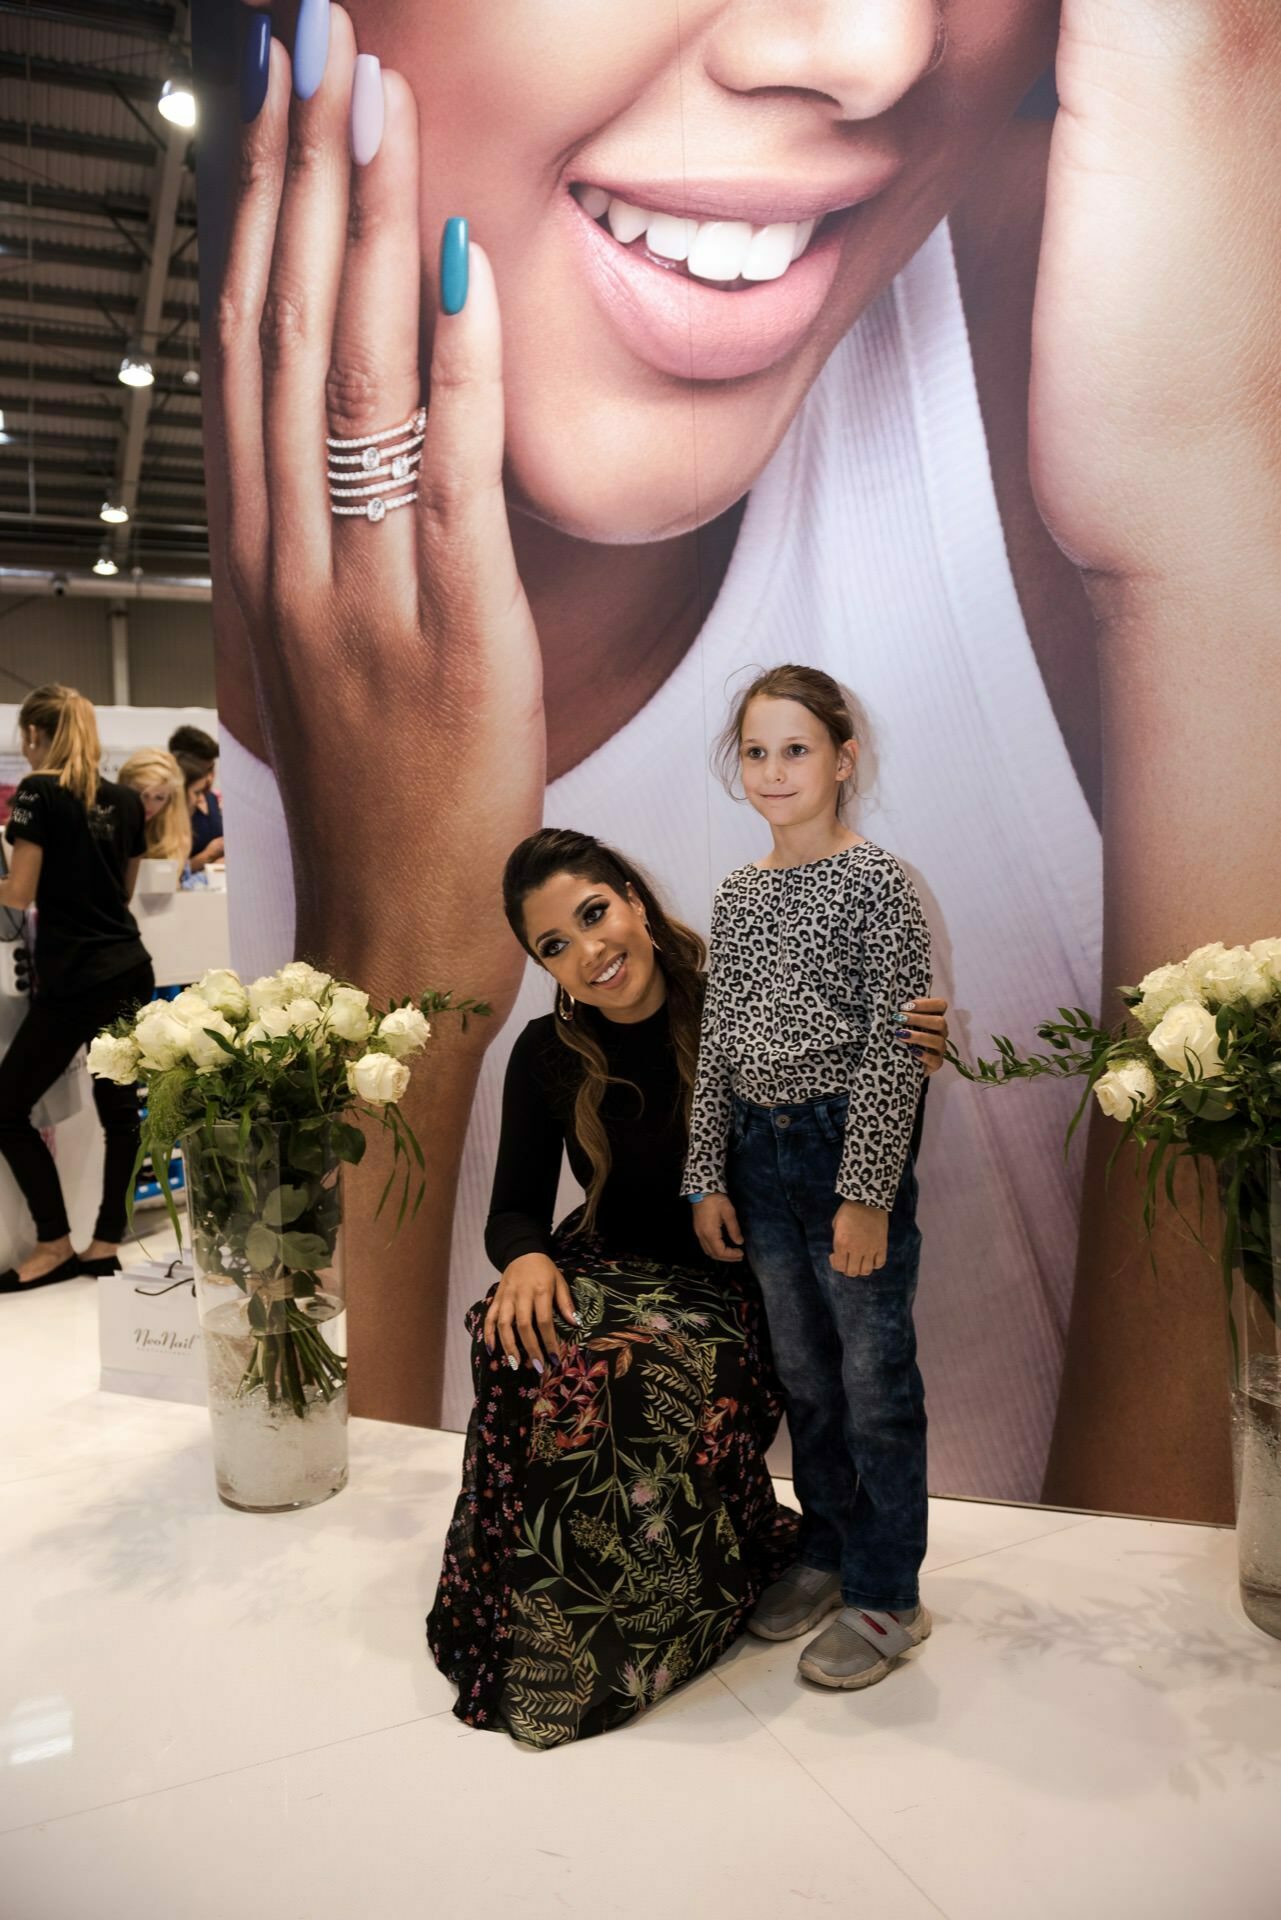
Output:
top-left (728, 1093), bottom-right (927, 1612)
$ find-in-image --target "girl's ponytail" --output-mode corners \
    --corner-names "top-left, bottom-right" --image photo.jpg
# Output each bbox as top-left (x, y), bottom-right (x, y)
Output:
top-left (19, 684), bottom-right (101, 811)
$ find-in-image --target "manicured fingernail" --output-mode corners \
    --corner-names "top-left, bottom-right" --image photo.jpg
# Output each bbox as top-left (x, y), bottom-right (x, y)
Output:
top-left (571, 1311), bottom-right (581, 1326)
top-left (900, 1003), bottom-right (918, 1015)
top-left (292, 0), bottom-right (330, 101)
top-left (240, 11), bottom-right (271, 122)
top-left (909, 1045), bottom-right (926, 1058)
top-left (894, 1028), bottom-right (910, 1041)
top-left (440, 217), bottom-right (469, 316)
top-left (532, 1358), bottom-right (544, 1375)
top-left (350, 53), bottom-right (383, 165)
top-left (506, 1354), bottom-right (519, 1371)
top-left (484, 1338), bottom-right (493, 1355)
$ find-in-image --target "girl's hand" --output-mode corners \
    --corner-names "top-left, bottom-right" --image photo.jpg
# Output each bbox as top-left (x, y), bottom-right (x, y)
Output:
top-left (899, 997), bottom-right (948, 1075)
top-left (207, 8), bottom-right (544, 1016)
top-left (483, 1254), bottom-right (576, 1371)
top-left (1032, 1), bottom-right (1281, 588)
top-left (692, 1194), bottom-right (745, 1264)
top-left (831, 1200), bottom-right (888, 1278)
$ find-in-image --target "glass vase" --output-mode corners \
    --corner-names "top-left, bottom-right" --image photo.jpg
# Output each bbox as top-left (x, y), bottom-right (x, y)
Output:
top-left (182, 1118), bottom-right (348, 1513)
top-left (1224, 1148), bottom-right (1281, 1638)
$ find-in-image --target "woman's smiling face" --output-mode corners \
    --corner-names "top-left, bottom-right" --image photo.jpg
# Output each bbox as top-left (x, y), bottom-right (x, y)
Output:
top-left (340, 1), bottom-right (1056, 540)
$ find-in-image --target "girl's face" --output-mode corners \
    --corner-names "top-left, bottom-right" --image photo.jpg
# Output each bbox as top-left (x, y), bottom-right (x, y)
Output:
top-left (187, 774), bottom-right (213, 813)
top-left (348, 0), bottom-right (1055, 542)
top-left (138, 784), bottom-right (172, 823)
top-left (739, 695), bottom-right (854, 830)
top-left (522, 873), bottom-right (666, 1023)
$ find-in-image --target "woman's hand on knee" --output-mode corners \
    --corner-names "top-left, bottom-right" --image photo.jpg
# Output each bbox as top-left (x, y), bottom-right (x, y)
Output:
top-left (483, 1254), bottom-right (575, 1370)
top-left (692, 1194), bottom-right (745, 1263)
top-left (831, 1200), bottom-right (888, 1279)
top-left (899, 997), bottom-right (949, 1075)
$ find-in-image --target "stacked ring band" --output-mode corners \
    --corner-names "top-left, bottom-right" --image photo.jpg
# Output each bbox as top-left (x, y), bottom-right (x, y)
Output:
top-left (327, 406), bottom-right (426, 521)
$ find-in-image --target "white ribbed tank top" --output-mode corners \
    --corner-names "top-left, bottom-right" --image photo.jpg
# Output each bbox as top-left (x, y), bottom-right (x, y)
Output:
top-left (223, 220), bottom-right (1102, 1502)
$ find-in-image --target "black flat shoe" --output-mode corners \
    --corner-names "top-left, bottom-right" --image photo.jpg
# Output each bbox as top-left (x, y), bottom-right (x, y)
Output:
top-left (76, 1255), bottom-right (121, 1277)
top-left (0, 1255), bottom-right (84, 1295)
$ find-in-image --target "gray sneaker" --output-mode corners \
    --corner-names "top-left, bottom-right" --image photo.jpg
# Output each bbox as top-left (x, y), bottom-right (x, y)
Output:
top-left (798, 1604), bottom-right (932, 1690)
top-left (747, 1564), bottom-right (842, 1642)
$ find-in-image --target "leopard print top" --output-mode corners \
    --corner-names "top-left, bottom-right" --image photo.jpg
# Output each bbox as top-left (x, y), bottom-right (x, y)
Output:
top-left (682, 842), bottom-right (932, 1211)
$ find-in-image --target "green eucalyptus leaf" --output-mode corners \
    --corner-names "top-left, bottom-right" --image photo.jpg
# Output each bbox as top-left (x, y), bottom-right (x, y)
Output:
top-left (262, 1183), bottom-right (310, 1228)
top-left (245, 1222), bottom-right (280, 1270)
top-left (278, 1230), bottom-right (332, 1272)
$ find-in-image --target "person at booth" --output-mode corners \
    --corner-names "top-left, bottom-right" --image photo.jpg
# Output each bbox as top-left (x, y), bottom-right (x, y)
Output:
top-left (0, 685), bottom-right (155, 1293)
top-left (118, 748), bottom-right (192, 883)
top-left (169, 725), bottom-right (225, 874)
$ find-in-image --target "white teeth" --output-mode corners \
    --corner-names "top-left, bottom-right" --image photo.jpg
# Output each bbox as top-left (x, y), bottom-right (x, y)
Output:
top-left (576, 185), bottom-right (825, 281)
top-left (791, 217), bottom-right (816, 261)
top-left (741, 222), bottom-right (796, 283)
top-left (593, 955), bottom-right (624, 985)
top-left (578, 184), bottom-right (611, 220)
top-left (606, 198), bottom-right (650, 245)
top-left (687, 220), bottom-right (753, 283)
top-left (646, 213), bottom-right (699, 263)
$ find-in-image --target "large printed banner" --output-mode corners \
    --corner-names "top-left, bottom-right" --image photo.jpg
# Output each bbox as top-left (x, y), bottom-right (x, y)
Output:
top-left (194, 2), bottom-right (1281, 1520)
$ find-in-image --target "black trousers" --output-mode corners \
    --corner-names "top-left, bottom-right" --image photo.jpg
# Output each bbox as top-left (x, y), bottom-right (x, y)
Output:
top-left (0, 960), bottom-right (154, 1244)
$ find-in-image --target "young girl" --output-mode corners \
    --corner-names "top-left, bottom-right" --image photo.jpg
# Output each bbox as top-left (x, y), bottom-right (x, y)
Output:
top-left (685, 665), bottom-right (933, 1692)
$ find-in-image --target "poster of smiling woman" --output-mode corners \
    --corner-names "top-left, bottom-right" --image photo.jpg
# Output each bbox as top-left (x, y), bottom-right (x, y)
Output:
top-left (191, 1), bottom-right (1280, 1520)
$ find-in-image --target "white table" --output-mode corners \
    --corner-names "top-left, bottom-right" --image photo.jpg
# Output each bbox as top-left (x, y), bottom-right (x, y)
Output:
top-left (1, 1270), bottom-right (1278, 1920)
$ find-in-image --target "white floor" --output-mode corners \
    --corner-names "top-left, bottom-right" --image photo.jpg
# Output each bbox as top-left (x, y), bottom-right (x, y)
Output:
top-left (2, 1240), bottom-right (1279, 1920)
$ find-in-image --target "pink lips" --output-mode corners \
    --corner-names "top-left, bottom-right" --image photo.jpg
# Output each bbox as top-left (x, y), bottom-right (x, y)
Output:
top-left (565, 192), bottom-right (853, 384)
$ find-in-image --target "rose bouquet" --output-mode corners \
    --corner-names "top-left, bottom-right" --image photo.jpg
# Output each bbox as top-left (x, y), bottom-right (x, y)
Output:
top-left (949, 940), bottom-right (1281, 1344)
top-left (90, 963), bottom-right (486, 1421)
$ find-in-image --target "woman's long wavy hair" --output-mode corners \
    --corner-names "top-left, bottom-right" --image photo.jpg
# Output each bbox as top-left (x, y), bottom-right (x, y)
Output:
top-left (117, 748), bottom-right (193, 869)
top-left (503, 830), bottom-right (706, 1233)
top-left (19, 683), bottom-right (100, 811)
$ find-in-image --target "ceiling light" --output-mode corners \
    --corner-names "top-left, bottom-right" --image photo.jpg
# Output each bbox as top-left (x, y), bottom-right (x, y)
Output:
top-left (118, 348), bottom-right (154, 388)
top-left (181, 366), bottom-right (200, 388)
top-left (100, 498), bottom-right (129, 525)
top-left (93, 552), bottom-right (119, 578)
top-left (158, 73), bottom-right (197, 130)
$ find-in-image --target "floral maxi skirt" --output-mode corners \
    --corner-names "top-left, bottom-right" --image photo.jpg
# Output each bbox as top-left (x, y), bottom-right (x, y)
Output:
top-left (427, 1231), bottom-right (798, 1749)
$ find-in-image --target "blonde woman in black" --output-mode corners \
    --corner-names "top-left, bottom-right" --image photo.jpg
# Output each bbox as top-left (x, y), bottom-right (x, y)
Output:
top-left (0, 686), bottom-right (154, 1292)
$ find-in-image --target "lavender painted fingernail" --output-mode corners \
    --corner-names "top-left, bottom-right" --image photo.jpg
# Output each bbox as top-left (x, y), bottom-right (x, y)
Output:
top-left (292, 0), bottom-right (330, 101)
top-left (532, 1358), bottom-right (544, 1375)
top-left (350, 53), bottom-right (383, 165)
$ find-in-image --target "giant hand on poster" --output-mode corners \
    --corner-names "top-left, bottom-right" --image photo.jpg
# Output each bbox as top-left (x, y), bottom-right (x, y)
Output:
top-left (193, 1), bottom-right (1280, 1517)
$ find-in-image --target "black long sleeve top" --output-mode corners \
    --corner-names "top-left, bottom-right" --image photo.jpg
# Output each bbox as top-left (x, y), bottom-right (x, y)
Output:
top-left (484, 1003), bottom-right (702, 1273)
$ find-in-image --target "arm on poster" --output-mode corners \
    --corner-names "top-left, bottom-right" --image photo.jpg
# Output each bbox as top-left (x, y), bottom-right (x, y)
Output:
top-left (1029, 0), bottom-right (1281, 1515)
top-left (205, 11), bottom-right (545, 1420)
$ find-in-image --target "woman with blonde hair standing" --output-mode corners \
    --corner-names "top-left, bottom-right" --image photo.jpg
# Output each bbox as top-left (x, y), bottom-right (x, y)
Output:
top-left (117, 748), bottom-right (193, 879)
top-left (0, 686), bottom-right (154, 1292)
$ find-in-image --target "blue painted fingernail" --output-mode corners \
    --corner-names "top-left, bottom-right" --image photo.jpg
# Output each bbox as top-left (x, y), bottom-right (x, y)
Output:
top-left (292, 0), bottom-right (330, 101)
top-left (440, 217), bottom-right (469, 315)
top-left (909, 1045), bottom-right (926, 1057)
top-left (240, 11), bottom-right (271, 122)
top-left (484, 1338), bottom-right (493, 1355)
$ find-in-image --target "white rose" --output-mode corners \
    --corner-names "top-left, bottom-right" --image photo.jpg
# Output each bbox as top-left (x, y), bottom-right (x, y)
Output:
top-left (347, 1052), bottom-right (411, 1106)
top-left (1199, 944), bottom-right (1271, 1009)
top-left (377, 1006), bottom-right (431, 1058)
top-left (243, 1004), bottom-right (295, 1046)
top-left (87, 1032), bottom-right (141, 1086)
top-left (133, 1005), bottom-right (192, 1072)
top-left (1134, 962), bottom-right (1195, 1029)
top-left (248, 973), bottom-right (291, 1015)
top-left (1248, 939), bottom-right (1281, 994)
top-left (1182, 943), bottom-right (1228, 994)
top-left (184, 1011), bottom-right (237, 1073)
top-left (283, 996), bottom-right (325, 1036)
top-left (1148, 1001), bottom-right (1225, 1082)
top-left (167, 988), bottom-right (218, 1029)
top-left (328, 985), bottom-right (374, 1043)
top-left (279, 961), bottom-right (333, 1003)
top-left (1094, 1060), bottom-right (1158, 1122)
top-left (194, 967), bottom-right (249, 1019)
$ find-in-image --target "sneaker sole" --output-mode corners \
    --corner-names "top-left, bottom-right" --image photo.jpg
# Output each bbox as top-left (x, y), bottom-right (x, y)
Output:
top-left (798, 1606), bottom-right (933, 1690)
top-left (746, 1588), bottom-right (843, 1643)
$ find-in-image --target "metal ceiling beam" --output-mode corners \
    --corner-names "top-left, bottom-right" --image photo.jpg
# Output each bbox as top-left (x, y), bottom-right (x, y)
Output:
top-left (0, 3), bottom-right (177, 39)
top-left (0, 232), bottom-right (198, 276)
top-left (0, 118), bottom-right (158, 166)
top-left (0, 445), bottom-right (205, 481)
top-left (110, 0), bottom-right (194, 559)
top-left (0, 280), bottom-right (196, 325)
top-left (0, 53), bottom-right (161, 103)
top-left (0, 317), bottom-right (199, 363)
top-left (0, 394), bottom-right (200, 428)
top-left (0, 176), bottom-right (197, 228)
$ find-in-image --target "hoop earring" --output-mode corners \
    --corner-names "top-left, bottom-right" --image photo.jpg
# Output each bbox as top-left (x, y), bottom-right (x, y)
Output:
top-left (556, 985), bottom-right (576, 1025)
top-left (642, 919), bottom-right (662, 955)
